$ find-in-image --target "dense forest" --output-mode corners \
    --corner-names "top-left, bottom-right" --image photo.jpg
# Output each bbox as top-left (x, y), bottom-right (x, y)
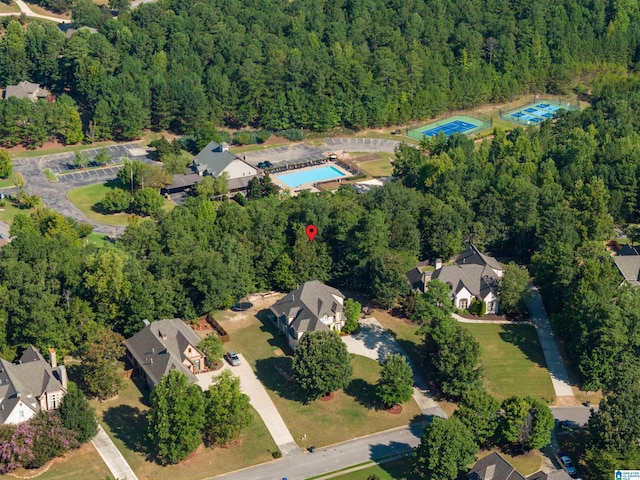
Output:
top-left (2, 0), bottom-right (640, 142)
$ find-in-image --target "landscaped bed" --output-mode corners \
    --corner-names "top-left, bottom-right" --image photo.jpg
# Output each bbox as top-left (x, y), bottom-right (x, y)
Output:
top-left (90, 377), bottom-right (278, 480)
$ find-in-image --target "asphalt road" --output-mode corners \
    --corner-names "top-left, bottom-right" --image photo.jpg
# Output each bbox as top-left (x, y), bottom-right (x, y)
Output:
top-left (208, 423), bottom-right (426, 480)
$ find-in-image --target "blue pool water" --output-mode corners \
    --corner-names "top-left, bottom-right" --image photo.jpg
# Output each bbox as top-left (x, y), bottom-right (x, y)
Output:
top-left (276, 165), bottom-right (346, 188)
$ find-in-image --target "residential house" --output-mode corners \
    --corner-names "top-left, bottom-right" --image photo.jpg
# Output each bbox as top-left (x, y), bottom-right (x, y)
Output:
top-left (125, 319), bottom-right (206, 389)
top-left (612, 243), bottom-right (640, 286)
top-left (194, 140), bottom-right (258, 192)
top-left (270, 280), bottom-right (346, 350)
top-left (468, 452), bottom-right (572, 480)
top-left (0, 346), bottom-right (68, 425)
top-left (3, 81), bottom-right (52, 102)
top-left (408, 244), bottom-right (504, 314)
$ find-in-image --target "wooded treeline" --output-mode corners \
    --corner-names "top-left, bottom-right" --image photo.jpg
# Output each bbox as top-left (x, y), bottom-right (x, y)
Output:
top-left (2, 0), bottom-right (640, 141)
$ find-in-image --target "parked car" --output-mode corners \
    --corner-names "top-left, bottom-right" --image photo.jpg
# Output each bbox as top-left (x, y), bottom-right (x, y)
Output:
top-left (225, 351), bottom-right (241, 366)
top-left (559, 456), bottom-right (577, 476)
top-left (257, 161), bottom-right (273, 169)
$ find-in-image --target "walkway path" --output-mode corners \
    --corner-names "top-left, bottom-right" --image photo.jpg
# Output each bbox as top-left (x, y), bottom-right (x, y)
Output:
top-left (452, 313), bottom-right (514, 324)
top-left (196, 354), bottom-right (302, 457)
top-left (91, 425), bottom-right (138, 480)
top-left (209, 423), bottom-right (425, 480)
top-left (342, 318), bottom-right (447, 419)
top-left (526, 288), bottom-right (576, 401)
top-left (0, 0), bottom-right (67, 23)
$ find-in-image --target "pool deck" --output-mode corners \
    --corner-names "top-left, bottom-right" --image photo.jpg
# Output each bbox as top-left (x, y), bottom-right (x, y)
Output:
top-left (271, 162), bottom-right (352, 195)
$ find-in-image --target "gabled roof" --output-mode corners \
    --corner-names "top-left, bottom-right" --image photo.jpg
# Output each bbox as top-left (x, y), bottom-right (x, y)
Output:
top-left (455, 244), bottom-right (503, 272)
top-left (4, 81), bottom-right (51, 101)
top-left (194, 140), bottom-right (242, 177)
top-left (432, 263), bottom-right (500, 299)
top-left (468, 452), bottom-right (527, 480)
top-left (613, 244), bottom-right (640, 286)
top-left (528, 470), bottom-right (573, 480)
top-left (270, 280), bottom-right (345, 335)
top-left (0, 346), bottom-right (66, 424)
top-left (124, 319), bottom-right (204, 386)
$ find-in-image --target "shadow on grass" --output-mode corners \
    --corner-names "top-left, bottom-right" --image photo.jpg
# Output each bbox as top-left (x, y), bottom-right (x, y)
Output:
top-left (369, 441), bottom-right (418, 479)
top-left (498, 323), bottom-right (548, 370)
top-left (255, 309), bottom-right (293, 354)
top-left (103, 404), bottom-right (153, 460)
top-left (254, 356), bottom-right (308, 403)
top-left (344, 378), bottom-right (381, 410)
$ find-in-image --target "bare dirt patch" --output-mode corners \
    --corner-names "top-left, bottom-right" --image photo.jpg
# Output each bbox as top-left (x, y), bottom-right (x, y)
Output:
top-left (263, 135), bottom-right (290, 146)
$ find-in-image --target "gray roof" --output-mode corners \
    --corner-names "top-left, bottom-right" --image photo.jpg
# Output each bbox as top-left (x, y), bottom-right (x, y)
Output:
top-left (4, 81), bottom-right (51, 101)
top-left (167, 173), bottom-right (203, 190)
top-left (455, 244), bottom-right (503, 272)
top-left (228, 175), bottom-right (256, 191)
top-left (124, 319), bottom-right (204, 386)
top-left (614, 245), bottom-right (640, 286)
top-left (0, 346), bottom-right (65, 424)
top-left (432, 263), bottom-right (499, 299)
top-left (270, 280), bottom-right (345, 335)
top-left (194, 140), bottom-right (242, 177)
top-left (406, 267), bottom-right (426, 291)
top-left (528, 470), bottom-right (573, 480)
top-left (468, 452), bottom-right (527, 480)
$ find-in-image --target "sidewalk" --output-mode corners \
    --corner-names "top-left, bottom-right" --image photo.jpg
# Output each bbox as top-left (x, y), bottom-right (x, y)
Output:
top-left (92, 425), bottom-right (138, 480)
top-left (526, 288), bottom-right (575, 399)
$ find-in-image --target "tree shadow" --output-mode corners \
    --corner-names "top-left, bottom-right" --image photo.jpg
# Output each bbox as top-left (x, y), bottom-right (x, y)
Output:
top-left (102, 405), bottom-right (153, 460)
top-left (344, 378), bottom-right (381, 410)
top-left (254, 356), bottom-right (307, 403)
top-left (369, 441), bottom-right (418, 478)
top-left (499, 323), bottom-right (549, 370)
top-left (255, 309), bottom-right (293, 354)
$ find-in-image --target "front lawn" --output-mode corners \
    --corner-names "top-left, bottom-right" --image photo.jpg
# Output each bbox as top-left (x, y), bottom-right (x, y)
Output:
top-left (218, 308), bottom-right (423, 449)
top-left (91, 376), bottom-right (277, 480)
top-left (9, 442), bottom-right (112, 480)
top-left (462, 323), bottom-right (555, 403)
top-left (326, 456), bottom-right (416, 480)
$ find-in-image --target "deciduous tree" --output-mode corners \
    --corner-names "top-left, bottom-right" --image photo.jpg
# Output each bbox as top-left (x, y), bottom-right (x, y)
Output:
top-left (199, 334), bottom-right (224, 368)
top-left (59, 382), bottom-right (98, 443)
top-left (454, 389), bottom-right (500, 446)
top-left (498, 263), bottom-right (532, 315)
top-left (377, 353), bottom-right (414, 407)
top-left (500, 396), bottom-right (554, 450)
top-left (80, 328), bottom-right (125, 400)
top-left (342, 298), bottom-right (361, 334)
top-left (203, 370), bottom-right (252, 446)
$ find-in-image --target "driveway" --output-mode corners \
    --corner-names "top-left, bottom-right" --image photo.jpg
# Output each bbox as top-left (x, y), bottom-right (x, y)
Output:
top-left (197, 354), bottom-right (302, 457)
top-left (342, 318), bottom-right (447, 419)
top-left (92, 425), bottom-right (138, 480)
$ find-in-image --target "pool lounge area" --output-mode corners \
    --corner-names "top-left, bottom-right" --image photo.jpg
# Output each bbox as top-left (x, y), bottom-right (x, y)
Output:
top-left (272, 163), bottom-right (351, 193)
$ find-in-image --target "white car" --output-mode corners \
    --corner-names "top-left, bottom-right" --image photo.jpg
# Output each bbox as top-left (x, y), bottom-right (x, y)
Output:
top-left (560, 456), bottom-right (577, 476)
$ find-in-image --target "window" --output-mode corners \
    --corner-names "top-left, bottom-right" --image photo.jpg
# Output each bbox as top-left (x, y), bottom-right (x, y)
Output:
top-left (487, 302), bottom-right (495, 312)
top-left (194, 359), bottom-right (201, 372)
top-left (459, 299), bottom-right (468, 309)
top-left (48, 393), bottom-right (61, 409)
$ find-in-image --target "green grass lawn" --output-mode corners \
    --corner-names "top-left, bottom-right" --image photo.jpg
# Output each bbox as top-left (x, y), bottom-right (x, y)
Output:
top-left (9, 442), bottom-right (112, 480)
top-left (462, 323), bottom-right (555, 403)
top-left (0, 178), bottom-right (15, 188)
top-left (0, 2), bottom-right (20, 12)
top-left (219, 309), bottom-right (423, 449)
top-left (84, 232), bottom-right (110, 247)
top-left (357, 157), bottom-right (394, 177)
top-left (13, 141), bottom-right (117, 159)
top-left (0, 202), bottom-right (33, 224)
top-left (324, 456), bottom-right (416, 480)
top-left (67, 182), bottom-right (132, 226)
top-left (91, 376), bottom-right (278, 480)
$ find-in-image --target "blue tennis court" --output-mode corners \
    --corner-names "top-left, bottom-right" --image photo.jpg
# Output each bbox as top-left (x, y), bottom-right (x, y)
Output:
top-left (422, 120), bottom-right (478, 137)
top-left (504, 100), bottom-right (571, 126)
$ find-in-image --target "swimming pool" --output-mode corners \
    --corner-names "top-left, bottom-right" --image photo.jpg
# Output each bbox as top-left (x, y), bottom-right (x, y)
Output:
top-left (275, 165), bottom-right (347, 188)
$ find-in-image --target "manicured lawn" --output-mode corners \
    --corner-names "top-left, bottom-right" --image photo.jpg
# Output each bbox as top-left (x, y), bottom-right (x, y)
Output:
top-left (0, 2), bottom-right (20, 12)
top-left (67, 182), bottom-right (131, 226)
top-left (462, 323), bottom-right (555, 404)
top-left (357, 157), bottom-right (394, 177)
top-left (477, 448), bottom-right (542, 476)
top-left (326, 457), bottom-right (415, 480)
top-left (0, 202), bottom-right (33, 224)
top-left (9, 442), bottom-right (112, 480)
top-left (91, 377), bottom-right (278, 480)
top-left (218, 308), bottom-right (423, 449)
top-left (0, 178), bottom-right (15, 188)
top-left (12, 141), bottom-right (116, 158)
top-left (84, 232), bottom-right (111, 247)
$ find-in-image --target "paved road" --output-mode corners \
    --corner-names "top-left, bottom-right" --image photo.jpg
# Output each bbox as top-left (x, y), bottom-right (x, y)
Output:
top-left (196, 354), bottom-right (302, 457)
top-left (527, 288), bottom-right (576, 400)
top-left (551, 406), bottom-right (596, 426)
top-left (92, 425), bottom-right (139, 480)
top-left (0, 0), bottom-right (67, 22)
top-left (342, 318), bottom-right (447, 418)
top-left (209, 423), bottom-right (424, 480)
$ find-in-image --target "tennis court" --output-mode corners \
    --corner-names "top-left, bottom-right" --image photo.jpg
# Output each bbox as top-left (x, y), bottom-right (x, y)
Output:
top-left (408, 115), bottom-right (489, 140)
top-left (502, 99), bottom-right (578, 126)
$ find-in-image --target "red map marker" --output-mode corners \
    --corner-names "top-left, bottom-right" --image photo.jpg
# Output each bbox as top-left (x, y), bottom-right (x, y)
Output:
top-left (305, 224), bottom-right (318, 243)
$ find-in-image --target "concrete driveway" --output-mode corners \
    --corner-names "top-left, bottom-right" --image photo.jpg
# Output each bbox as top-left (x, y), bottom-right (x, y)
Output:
top-left (197, 354), bottom-right (302, 457)
top-left (342, 318), bottom-right (446, 419)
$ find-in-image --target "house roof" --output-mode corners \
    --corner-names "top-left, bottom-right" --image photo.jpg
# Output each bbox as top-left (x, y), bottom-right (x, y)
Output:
top-left (455, 244), bottom-right (503, 272)
top-left (4, 81), bottom-right (51, 101)
top-left (528, 470), bottom-right (573, 480)
top-left (431, 263), bottom-right (499, 300)
top-left (227, 175), bottom-right (256, 191)
top-left (614, 245), bottom-right (640, 286)
top-left (167, 173), bottom-right (204, 190)
top-left (406, 267), bottom-right (426, 291)
top-left (0, 346), bottom-right (66, 424)
top-left (270, 280), bottom-right (345, 335)
top-left (194, 140), bottom-right (243, 177)
top-left (468, 452), bottom-right (527, 480)
top-left (124, 319), bottom-right (204, 386)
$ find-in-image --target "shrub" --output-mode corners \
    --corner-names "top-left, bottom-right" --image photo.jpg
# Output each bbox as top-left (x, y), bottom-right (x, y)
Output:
top-left (233, 192), bottom-right (247, 206)
top-left (199, 334), bottom-right (224, 368)
top-left (276, 129), bottom-right (305, 141)
top-left (101, 188), bottom-right (131, 213)
top-left (272, 449), bottom-right (282, 458)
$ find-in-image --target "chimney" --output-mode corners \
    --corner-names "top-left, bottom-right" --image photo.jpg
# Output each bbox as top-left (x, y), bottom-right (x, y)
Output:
top-left (143, 319), bottom-right (150, 327)
top-left (56, 365), bottom-right (68, 390)
top-left (221, 142), bottom-right (229, 152)
top-left (49, 348), bottom-right (57, 369)
top-left (150, 358), bottom-right (153, 365)
top-left (435, 258), bottom-right (442, 270)
top-left (151, 347), bottom-right (155, 354)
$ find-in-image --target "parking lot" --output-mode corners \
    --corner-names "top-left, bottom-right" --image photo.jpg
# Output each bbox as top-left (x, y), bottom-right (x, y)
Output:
top-left (56, 165), bottom-right (124, 183)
